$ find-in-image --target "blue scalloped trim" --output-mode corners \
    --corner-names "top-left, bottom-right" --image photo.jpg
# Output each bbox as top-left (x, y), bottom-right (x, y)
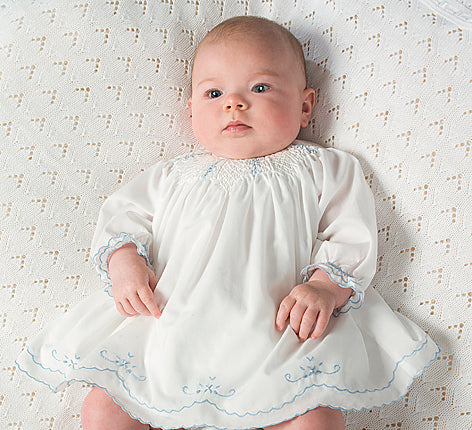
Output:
top-left (16, 334), bottom-right (439, 430)
top-left (300, 262), bottom-right (364, 316)
top-left (93, 232), bottom-right (150, 287)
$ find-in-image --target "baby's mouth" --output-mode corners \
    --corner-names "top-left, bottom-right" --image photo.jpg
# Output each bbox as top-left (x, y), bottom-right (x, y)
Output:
top-left (223, 121), bottom-right (251, 133)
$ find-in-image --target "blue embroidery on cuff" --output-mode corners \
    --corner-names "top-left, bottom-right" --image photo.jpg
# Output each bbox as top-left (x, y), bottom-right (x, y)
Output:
top-left (301, 262), bottom-right (365, 315)
top-left (93, 232), bottom-right (150, 288)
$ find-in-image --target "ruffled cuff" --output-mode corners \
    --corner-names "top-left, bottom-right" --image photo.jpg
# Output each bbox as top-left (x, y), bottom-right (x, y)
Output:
top-left (92, 232), bottom-right (151, 291)
top-left (300, 262), bottom-right (365, 316)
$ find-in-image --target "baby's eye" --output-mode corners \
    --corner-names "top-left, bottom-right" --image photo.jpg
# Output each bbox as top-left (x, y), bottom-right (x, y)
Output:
top-left (252, 84), bottom-right (270, 93)
top-left (206, 89), bottom-right (223, 99)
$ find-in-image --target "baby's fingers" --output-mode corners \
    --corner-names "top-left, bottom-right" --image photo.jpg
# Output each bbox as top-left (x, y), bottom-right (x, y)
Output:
top-left (311, 309), bottom-right (331, 340)
top-left (276, 295), bottom-right (296, 330)
top-left (289, 303), bottom-right (307, 336)
top-left (298, 308), bottom-right (318, 342)
top-left (127, 293), bottom-right (152, 316)
top-left (117, 299), bottom-right (138, 317)
top-left (137, 288), bottom-right (161, 318)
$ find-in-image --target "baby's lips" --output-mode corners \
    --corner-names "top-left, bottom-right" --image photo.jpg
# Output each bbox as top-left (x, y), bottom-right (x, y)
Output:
top-left (223, 120), bottom-right (251, 133)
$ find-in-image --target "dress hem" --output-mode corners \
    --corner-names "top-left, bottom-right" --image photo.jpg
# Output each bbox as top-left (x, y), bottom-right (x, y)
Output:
top-left (15, 338), bottom-right (440, 430)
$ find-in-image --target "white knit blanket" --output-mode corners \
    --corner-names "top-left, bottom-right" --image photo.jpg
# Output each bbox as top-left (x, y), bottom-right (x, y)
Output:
top-left (1, 0), bottom-right (471, 428)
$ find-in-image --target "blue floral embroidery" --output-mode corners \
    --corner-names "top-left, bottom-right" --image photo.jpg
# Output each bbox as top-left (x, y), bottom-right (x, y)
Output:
top-left (183, 377), bottom-right (235, 398)
top-left (285, 356), bottom-right (341, 383)
top-left (51, 350), bottom-right (81, 370)
top-left (17, 334), bottom-right (439, 423)
top-left (100, 350), bottom-right (146, 382)
top-left (50, 349), bottom-right (106, 375)
top-left (49, 348), bottom-right (146, 384)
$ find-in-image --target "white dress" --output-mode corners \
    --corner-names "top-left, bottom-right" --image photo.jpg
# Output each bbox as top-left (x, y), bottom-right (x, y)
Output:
top-left (17, 141), bottom-right (439, 430)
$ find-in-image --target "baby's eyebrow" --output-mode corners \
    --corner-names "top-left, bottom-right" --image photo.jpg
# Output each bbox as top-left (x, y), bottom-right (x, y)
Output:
top-left (250, 69), bottom-right (281, 79)
top-left (195, 78), bottom-right (218, 88)
top-left (195, 70), bottom-right (281, 88)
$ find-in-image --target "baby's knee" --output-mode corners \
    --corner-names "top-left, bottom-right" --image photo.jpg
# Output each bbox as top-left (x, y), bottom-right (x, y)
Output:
top-left (81, 387), bottom-right (119, 429)
top-left (265, 406), bottom-right (344, 430)
top-left (305, 406), bottom-right (344, 429)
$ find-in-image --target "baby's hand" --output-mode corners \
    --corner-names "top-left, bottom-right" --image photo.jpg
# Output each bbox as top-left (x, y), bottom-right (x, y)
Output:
top-left (276, 270), bottom-right (353, 342)
top-left (276, 281), bottom-right (337, 341)
top-left (108, 244), bottom-right (161, 318)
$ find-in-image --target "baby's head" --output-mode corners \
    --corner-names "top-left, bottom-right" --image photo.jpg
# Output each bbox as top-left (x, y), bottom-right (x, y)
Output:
top-left (190, 16), bottom-right (315, 159)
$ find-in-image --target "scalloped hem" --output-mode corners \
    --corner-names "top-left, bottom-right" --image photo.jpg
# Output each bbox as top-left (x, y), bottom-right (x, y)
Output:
top-left (15, 336), bottom-right (440, 430)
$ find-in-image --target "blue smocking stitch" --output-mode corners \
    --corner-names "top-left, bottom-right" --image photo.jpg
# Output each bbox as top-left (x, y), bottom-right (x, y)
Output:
top-left (171, 151), bottom-right (210, 165)
top-left (291, 142), bottom-right (319, 155)
top-left (202, 160), bottom-right (223, 180)
top-left (285, 357), bottom-right (341, 383)
top-left (251, 158), bottom-right (261, 176)
top-left (183, 377), bottom-right (235, 398)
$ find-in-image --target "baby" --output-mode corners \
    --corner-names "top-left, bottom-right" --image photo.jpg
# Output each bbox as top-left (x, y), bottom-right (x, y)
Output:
top-left (17, 15), bottom-right (439, 430)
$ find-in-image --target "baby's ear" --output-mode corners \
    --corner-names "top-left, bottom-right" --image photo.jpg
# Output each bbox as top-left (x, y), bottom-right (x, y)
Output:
top-left (300, 88), bottom-right (316, 128)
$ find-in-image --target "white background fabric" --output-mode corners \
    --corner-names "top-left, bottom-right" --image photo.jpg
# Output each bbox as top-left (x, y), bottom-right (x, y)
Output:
top-left (1, 0), bottom-right (470, 429)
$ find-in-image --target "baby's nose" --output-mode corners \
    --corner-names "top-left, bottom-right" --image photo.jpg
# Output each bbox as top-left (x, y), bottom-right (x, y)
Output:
top-left (223, 94), bottom-right (248, 112)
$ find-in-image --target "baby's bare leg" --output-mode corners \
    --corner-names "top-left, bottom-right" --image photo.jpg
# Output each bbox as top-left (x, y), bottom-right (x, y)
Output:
top-left (81, 388), bottom-right (184, 430)
top-left (265, 407), bottom-right (344, 430)
top-left (81, 387), bottom-right (149, 430)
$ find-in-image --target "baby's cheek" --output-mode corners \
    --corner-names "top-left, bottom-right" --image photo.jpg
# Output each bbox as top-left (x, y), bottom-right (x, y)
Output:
top-left (267, 110), bottom-right (301, 138)
top-left (191, 112), bottom-right (211, 140)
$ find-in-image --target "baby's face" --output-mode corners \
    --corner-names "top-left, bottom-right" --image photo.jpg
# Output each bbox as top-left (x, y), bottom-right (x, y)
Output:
top-left (190, 33), bottom-right (315, 159)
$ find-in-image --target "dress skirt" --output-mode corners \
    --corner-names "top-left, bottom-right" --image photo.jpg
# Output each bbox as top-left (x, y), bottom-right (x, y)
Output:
top-left (16, 142), bottom-right (439, 429)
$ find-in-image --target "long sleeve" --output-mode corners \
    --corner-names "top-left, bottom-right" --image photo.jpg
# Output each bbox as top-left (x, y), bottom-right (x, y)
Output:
top-left (91, 162), bottom-right (166, 287)
top-left (302, 148), bottom-right (378, 315)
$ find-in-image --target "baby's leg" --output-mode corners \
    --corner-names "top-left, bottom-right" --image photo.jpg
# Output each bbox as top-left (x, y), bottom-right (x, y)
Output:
top-left (81, 387), bottom-right (149, 430)
top-left (265, 407), bottom-right (344, 430)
